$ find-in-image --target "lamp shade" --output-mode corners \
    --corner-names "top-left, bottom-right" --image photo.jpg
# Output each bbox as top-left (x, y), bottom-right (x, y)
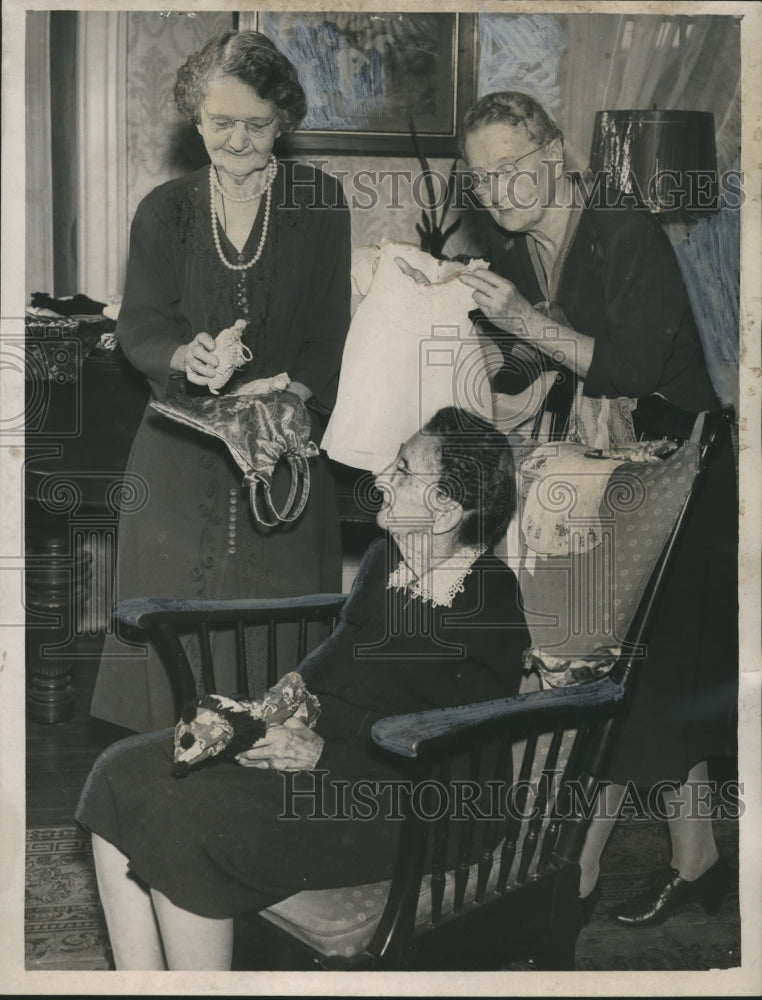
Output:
top-left (589, 110), bottom-right (718, 213)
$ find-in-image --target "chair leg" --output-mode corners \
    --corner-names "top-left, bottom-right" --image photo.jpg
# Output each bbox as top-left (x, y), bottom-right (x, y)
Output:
top-left (532, 866), bottom-right (580, 970)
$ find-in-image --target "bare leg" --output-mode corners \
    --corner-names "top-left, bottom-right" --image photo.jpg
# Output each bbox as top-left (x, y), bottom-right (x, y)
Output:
top-left (663, 760), bottom-right (720, 879)
top-left (91, 834), bottom-right (166, 970)
top-left (150, 888), bottom-right (234, 971)
top-left (577, 782), bottom-right (626, 897)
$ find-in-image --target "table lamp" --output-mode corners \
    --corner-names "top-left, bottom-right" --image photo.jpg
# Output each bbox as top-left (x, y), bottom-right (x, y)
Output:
top-left (589, 109), bottom-right (718, 214)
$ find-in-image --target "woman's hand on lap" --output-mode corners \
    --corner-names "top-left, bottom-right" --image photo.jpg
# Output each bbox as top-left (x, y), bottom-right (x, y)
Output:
top-left (235, 717), bottom-right (324, 771)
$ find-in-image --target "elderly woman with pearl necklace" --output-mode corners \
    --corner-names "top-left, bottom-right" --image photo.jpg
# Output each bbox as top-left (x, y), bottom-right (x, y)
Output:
top-left (91, 31), bottom-right (351, 734)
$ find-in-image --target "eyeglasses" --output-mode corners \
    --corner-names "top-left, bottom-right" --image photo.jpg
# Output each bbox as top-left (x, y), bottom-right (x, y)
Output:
top-left (400, 467), bottom-right (437, 489)
top-left (389, 461), bottom-right (443, 493)
top-left (203, 111), bottom-right (279, 137)
top-left (462, 140), bottom-right (553, 192)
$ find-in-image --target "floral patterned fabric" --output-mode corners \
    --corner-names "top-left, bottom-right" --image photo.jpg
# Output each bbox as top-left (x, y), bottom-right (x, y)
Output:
top-left (151, 389), bottom-right (319, 526)
top-left (172, 673), bottom-right (321, 771)
top-left (522, 644), bottom-right (622, 689)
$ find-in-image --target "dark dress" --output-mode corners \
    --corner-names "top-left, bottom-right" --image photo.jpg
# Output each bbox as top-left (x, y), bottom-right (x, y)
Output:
top-left (485, 202), bottom-right (738, 785)
top-left (76, 538), bottom-right (530, 918)
top-left (90, 162), bottom-right (352, 734)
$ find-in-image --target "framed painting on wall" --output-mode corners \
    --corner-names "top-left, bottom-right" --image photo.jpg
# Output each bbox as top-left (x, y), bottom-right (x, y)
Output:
top-left (237, 10), bottom-right (477, 156)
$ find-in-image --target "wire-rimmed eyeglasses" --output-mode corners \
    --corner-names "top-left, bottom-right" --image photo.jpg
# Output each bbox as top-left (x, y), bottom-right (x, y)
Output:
top-left (203, 111), bottom-right (279, 137)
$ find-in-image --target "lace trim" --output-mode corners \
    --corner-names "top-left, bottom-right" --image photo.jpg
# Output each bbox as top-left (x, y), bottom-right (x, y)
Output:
top-left (387, 545), bottom-right (486, 608)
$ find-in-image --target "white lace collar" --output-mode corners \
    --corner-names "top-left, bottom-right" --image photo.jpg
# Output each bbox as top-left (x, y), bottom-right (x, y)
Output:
top-left (387, 545), bottom-right (486, 608)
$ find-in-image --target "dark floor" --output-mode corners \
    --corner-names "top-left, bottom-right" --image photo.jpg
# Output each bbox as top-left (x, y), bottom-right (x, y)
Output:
top-left (26, 654), bottom-right (741, 972)
top-left (26, 653), bottom-right (133, 829)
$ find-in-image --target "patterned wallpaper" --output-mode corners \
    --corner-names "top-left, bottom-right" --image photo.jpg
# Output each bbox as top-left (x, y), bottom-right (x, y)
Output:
top-left (125, 11), bottom-right (233, 223)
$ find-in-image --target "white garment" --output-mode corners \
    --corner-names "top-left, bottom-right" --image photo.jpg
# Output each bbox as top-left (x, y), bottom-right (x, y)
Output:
top-left (322, 240), bottom-right (494, 473)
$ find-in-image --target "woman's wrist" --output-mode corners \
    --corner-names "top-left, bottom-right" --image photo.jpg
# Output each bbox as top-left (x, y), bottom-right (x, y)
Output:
top-left (170, 344), bottom-right (188, 373)
top-left (520, 305), bottom-right (551, 344)
top-left (529, 321), bottom-right (595, 378)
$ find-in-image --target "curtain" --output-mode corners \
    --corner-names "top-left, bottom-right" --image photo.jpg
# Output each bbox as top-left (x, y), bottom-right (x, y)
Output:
top-left (26, 11), bottom-right (54, 296)
top-left (553, 13), bottom-right (741, 409)
top-left (556, 14), bottom-right (741, 173)
top-left (667, 189), bottom-right (740, 409)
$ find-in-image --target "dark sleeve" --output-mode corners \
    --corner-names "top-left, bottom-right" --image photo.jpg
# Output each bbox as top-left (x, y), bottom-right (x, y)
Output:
top-left (288, 175), bottom-right (352, 413)
top-left (297, 537), bottom-right (387, 691)
top-left (583, 209), bottom-right (693, 399)
top-left (115, 193), bottom-right (189, 401)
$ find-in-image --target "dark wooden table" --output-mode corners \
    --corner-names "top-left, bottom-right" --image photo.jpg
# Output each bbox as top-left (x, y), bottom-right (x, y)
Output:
top-left (25, 318), bottom-right (149, 722)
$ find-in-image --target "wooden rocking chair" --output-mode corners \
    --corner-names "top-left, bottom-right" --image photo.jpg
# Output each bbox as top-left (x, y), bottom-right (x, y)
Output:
top-left (113, 409), bottom-right (731, 971)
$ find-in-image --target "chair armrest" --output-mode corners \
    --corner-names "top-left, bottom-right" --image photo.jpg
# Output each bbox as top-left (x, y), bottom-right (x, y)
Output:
top-left (114, 594), bottom-right (347, 629)
top-left (371, 676), bottom-right (627, 759)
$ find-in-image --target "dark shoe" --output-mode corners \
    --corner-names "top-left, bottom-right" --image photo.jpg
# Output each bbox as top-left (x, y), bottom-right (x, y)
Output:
top-left (574, 883), bottom-right (602, 928)
top-left (609, 856), bottom-right (731, 927)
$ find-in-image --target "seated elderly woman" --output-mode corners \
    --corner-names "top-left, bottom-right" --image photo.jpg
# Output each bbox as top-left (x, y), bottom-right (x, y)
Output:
top-left (76, 406), bottom-right (530, 971)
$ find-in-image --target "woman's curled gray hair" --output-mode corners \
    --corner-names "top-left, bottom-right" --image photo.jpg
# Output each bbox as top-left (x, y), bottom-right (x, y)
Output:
top-left (422, 407), bottom-right (517, 549)
top-left (460, 91), bottom-right (563, 153)
top-left (174, 30), bottom-right (307, 133)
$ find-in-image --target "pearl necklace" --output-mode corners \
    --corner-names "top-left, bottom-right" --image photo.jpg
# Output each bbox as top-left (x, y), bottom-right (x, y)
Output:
top-left (211, 160), bottom-right (275, 203)
top-left (210, 156), bottom-right (277, 272)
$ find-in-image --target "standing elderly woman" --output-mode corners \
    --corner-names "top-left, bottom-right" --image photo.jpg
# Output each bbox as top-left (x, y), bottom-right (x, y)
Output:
top-left (458, 91), bottom-right (737, 926)
top-left (76, 407), bottom-right (530, 970)
top-left (91, 31), bottom-right (351, 734)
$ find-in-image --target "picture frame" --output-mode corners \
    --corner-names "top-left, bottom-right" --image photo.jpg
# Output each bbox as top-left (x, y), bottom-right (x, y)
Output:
top-left (237, 10), bottom-right (477, 156)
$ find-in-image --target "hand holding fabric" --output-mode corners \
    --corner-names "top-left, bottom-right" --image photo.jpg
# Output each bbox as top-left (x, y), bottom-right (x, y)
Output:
top-left (172, 332), bottom-right (219, 385)
top-left (236, 717), bottom-right (324, 771)
top-left (460, 269), bottom-right (541, 339)
top-left (461, 268), bottom-right (595, 378)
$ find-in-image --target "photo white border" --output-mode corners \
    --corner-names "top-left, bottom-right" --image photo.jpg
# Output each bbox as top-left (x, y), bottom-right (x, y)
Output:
top-left (2, 1), bottom-right (760, 995)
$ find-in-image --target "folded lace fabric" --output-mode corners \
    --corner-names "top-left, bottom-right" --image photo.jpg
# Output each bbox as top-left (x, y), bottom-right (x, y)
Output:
top-left (172, 672), bottom-right (321, 776)
top-left (151, 385), bottom-right (318, 527)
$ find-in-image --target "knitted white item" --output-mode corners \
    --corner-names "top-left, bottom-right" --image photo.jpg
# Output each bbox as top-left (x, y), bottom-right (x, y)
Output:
top-left (387, 545), bottom-right (485, 608)
top-left (209, 319), bottom-right (252, 394)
